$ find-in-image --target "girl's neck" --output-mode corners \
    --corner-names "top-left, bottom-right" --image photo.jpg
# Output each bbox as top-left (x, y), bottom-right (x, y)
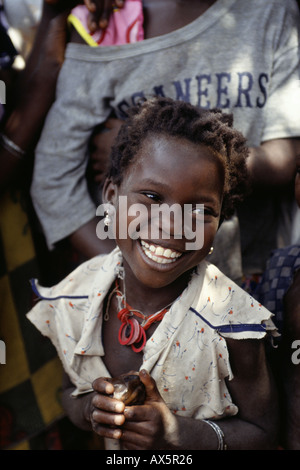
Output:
top-left (120, 261), bottom-right (193, 317)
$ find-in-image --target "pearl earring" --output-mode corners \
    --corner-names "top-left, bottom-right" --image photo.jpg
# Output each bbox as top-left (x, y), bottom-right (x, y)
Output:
top-left (103, 203), bottom-right (114, 227)
top-left (104, 210), bottom-right (112, 227)
top-left (208, 247), bottom-right (214, 255)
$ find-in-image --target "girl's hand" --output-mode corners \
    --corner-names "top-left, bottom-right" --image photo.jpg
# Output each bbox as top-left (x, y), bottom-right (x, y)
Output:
top-left (89, 370), bottom-right (178, 449)
top-left (84, 0), bottom-right (125, 32)
top-left (89, 376), bottom-right (126, 440)
top-left (121, 370), bottom-right (178, 450)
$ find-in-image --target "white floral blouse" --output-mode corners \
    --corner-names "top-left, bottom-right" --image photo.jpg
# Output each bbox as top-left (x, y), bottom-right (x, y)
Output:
top-left (27, 247), bottom-right (276, 448)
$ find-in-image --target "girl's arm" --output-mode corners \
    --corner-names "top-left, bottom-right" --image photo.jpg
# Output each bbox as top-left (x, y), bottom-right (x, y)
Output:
top-left (61, 338), bottom-right (279, 450)
top-left (61, 371), bottom-right (127, 437)
top-left (119, 339), bottom-right (279, 450)
top-left (61, 372), bottom-right (96, 432)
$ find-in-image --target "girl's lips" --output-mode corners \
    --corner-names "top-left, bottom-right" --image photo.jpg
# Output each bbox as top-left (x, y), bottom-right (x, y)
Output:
top-left (140, 240), bottom-right (183, 265)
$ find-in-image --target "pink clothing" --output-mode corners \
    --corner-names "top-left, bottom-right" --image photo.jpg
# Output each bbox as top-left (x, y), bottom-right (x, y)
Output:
top-left (69, 0), bottom-right (144, 47)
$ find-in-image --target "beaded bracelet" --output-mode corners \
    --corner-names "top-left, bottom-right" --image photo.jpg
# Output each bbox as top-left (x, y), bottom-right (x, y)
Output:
top-left (203, 419), bottom-right (227, 450)
top-left (0, 133), bottom-right (26, 158)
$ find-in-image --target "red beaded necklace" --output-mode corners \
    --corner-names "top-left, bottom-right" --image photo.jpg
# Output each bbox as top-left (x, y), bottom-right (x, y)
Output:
top-left (109, 280), bottom-right (170, 353)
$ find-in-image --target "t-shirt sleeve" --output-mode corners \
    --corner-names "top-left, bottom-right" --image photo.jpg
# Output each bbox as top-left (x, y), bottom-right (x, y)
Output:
top-left (30, 53), bottom-right (112, 249)
top-left (261, 0), bottom-right (300, 142)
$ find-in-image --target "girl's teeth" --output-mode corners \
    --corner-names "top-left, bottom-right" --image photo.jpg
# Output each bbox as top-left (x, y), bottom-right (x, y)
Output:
top-left (156, 247), bottom-right (164, 256)
top-left (140, 240), bottom-right (182, 264)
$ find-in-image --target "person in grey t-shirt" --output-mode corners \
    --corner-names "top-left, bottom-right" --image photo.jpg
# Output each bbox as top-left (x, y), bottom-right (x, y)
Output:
top-left (31, 0), bottom-right (300, 284)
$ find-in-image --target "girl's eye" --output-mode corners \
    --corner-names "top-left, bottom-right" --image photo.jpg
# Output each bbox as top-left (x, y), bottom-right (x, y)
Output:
top-left (191, 205), bottom-right (215, 217)
top-left (142, 192), bottom-right (161, 202)
top-left (192, 206), bottom-right (205, 216)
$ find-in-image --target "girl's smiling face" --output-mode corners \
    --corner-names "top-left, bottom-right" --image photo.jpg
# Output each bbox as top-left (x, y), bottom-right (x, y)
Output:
top-left (105, 133), bottom-right (225, 290)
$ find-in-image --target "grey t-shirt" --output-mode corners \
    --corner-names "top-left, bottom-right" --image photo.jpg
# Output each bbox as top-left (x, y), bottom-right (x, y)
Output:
top-left (31, 0), bottom-right (300, 278)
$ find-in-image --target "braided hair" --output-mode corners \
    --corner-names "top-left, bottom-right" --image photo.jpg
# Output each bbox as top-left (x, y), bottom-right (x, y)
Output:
top-left (107, 97), bottom-right (249, 221)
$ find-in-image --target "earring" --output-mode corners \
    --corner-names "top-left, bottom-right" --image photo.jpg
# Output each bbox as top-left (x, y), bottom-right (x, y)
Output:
top-left (103, 202), bottom-right (114, 227)
top-left (208, 247), bottom-right (214, 255)
top-left (104, 210), bottom-right (112, 227)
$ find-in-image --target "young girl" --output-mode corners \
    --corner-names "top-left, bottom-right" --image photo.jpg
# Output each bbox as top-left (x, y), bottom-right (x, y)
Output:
top-left (27, 97), bottom-right (278, 450)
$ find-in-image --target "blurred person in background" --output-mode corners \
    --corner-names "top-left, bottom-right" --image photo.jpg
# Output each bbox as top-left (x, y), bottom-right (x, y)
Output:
top-left (0, 0), bottom-right (119, 450)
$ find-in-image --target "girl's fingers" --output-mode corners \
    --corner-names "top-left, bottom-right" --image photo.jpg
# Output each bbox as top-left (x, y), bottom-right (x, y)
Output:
top-left (92, 422), bottom-right (123, 440)
top-left (92, 407), bottom-right (125, 426)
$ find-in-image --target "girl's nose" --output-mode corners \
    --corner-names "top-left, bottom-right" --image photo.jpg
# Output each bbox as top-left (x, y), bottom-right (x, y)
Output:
top-left (148, 203), bottom-right (184, 241)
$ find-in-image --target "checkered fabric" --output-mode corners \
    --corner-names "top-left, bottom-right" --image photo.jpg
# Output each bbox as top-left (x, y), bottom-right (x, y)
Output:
top-left (0, 188), bottom-right (65, 449)
top-left (255, 245), bottom-right (300, 334)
